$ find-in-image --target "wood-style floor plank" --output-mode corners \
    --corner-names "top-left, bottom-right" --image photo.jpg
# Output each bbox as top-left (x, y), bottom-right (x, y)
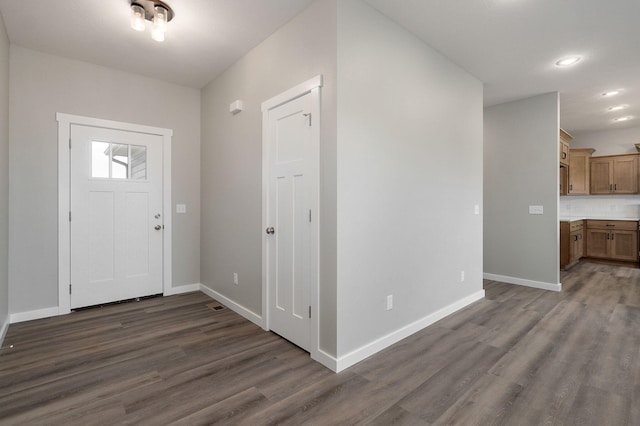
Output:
top-left (1, 261), bottom-right (640, 424)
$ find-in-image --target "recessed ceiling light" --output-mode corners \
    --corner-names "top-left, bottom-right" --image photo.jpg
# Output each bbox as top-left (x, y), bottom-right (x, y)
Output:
top-left (555, 56), bottom-right (582, 67)
top-left (608, 105), bottom-right (626, 112)
top-left (602, 90), bottom-right (620, 97)
top-left (614, 116), bottom-right (633, 122)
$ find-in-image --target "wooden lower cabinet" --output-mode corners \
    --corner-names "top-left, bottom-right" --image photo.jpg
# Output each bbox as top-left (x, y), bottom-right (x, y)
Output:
top-left (560, 220), bottom-right (584, 269)
top-left (585, 220), bottom-right (639, 263)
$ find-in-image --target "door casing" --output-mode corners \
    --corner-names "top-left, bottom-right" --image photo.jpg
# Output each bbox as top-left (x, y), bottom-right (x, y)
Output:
top-left (261, 76), bottom-right (322, 359)
top-left (57, 113), bottom-right (173, 314)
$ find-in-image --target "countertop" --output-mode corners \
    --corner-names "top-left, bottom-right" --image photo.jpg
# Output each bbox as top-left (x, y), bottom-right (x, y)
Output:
top-left (559, 217), bottom-right (640, 222)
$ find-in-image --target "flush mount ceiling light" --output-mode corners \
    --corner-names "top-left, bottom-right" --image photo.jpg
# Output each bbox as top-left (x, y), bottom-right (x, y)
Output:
top-left (608, 105), bottom-right (626, 112)
top-left (555, 56), bottom-right (582, 67)
top-left (602, 90), bottom-right (621, 97)
top-left (130, 0), bottom-right (174, 42)
top-left (614, 116), bottom-right (633, 122)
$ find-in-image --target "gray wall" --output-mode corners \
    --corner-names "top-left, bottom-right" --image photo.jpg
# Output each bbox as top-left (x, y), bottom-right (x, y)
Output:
top-left (336, 0), bottom-right (484, 356)
top-left (484, 93), bottom-right (559, 286)
top-left (571, 126), bottom-right (640, 156)
top-left (200, 0), bottom-right (337, 356)
top-left (9, 47), bottom-right (201, 314)
top-left (0, 14), bottom-right (9, 329)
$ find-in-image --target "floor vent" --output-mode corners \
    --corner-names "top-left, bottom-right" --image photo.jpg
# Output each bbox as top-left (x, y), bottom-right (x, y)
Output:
top-left (210, 305), bottom-right (225, 311)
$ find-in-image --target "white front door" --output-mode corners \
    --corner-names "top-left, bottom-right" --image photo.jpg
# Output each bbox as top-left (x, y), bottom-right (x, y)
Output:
top-left (70, 124), bottom-right (163, 309)
top-left (265, 92), bottom-right (314, 351)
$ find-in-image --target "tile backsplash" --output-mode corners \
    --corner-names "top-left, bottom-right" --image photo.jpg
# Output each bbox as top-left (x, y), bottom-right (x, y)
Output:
top-left (560, 195), bottom-right (640, 219)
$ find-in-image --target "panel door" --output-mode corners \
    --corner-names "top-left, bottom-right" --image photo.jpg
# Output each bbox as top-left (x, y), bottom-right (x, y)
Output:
top-left (610, 230), bottom-right (639, 262)
top-left (70, 125), bottom-right (163, 308)
top-left (612, 156), bottom-right (638, 194)
top-left (568, 152), bottom-right (589, 195)
top-left (266, 92), bottom-right (313, 351)
top-left (590, 159), bottom-right (612, 194)
top-left (586, 229), bottom-right (610, 258)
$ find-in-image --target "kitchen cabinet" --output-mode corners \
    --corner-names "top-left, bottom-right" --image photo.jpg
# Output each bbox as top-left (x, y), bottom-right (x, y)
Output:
top-left (590, 154), bottom-right (639, 194)
top-left (560, 166), bottom-right (568, 196)
top-left (559, 129), bottom-right (571, 167)
top-left (568, 148), bottom-right (595, 195)
top-left (585, 220), bottom-right (639, 263)
top-left (560, 220), bottom-right (584, 269)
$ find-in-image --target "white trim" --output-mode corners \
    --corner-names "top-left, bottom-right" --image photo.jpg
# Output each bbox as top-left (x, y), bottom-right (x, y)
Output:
top-left (261, 76), bottom-right (323, 357)
top-left (10, 306), bottom-right (60, 324)
top-left (199, 285), bottom-right (263, 326)
top-left (164, 283), bottom-right (201, 296)
top-left (483, 273), bottom-right (562, 292)
top-left (0, 316), bottom-right (8, 346)
top-left (56, 113), bottom-right (173, 313)
top-left (334, 290), bottom-right (486, 373)
top-left (261, 75), bottom-right (323, 112)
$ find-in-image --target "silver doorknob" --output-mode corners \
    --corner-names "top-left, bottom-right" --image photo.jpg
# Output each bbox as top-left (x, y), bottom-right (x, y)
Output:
top-left (155, 225), bottom-right (162, 230)
top-left (265, 227), bottom-right (275, 235)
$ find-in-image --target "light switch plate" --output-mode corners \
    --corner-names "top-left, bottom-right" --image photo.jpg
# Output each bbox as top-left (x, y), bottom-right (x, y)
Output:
top-left (529, 205), bottom-right (544, 215)
top-left (176, 204), bottom-right (187, 214)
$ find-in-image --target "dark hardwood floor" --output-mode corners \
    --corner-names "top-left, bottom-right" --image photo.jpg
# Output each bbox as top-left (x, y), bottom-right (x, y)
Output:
top-left (1, 261), bottom-right (639, 425)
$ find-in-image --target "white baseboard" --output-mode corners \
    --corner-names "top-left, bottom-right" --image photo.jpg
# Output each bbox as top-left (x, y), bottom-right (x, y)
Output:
top-left (164, 283), bottom-right (201, 296)
top-left (334, 290), bottom-right (486, 372)
top-left (198, 285), bottom-right (263, 328)
top-left (0, 316), bottom-right (8, 347)
top-left (483, 273), bottom-right (562, 292)
top-left (10, 306), bottom-right (60, 324)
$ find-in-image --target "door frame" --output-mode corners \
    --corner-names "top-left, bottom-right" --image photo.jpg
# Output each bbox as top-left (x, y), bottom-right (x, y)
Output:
top-left (261, 75), bottom-right (322, 356)
top-left (56, 113), bottom-right (173, 314)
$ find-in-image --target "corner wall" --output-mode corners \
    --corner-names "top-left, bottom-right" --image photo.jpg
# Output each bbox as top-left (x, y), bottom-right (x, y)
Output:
top-left (0, 13), bottom-right (9, 342)
top-left (8, 47), bottom-right (201, 316)
top-left (484, 93), bottom-right (560, 289)
top-left (200, 0), bottom-right (338, 357)
top-left (336, 0), bottom-right (484, 360)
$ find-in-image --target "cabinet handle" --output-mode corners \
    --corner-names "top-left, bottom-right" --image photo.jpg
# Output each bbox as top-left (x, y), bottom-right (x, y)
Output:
top-left (606, 224), bottom-right (615, 227)
top-left (569, 184), bottom-right (573, 191)
top-left (612, 233), bottom-right (614, 240)
top-left (610, 184), bottom-right (613, 191)
top-left (607, 233), bottom-right (610, 240)
top-left (614, 184), bottom-right (617, 191)
top-left (562, 152), bottom-right (567, 159)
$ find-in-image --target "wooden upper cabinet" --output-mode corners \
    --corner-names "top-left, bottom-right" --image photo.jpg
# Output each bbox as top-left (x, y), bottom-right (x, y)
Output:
top-left (568, 148), bottom-right (595, 195)
top-left (559, 129), bottom-right (572, 167)
top-left (590, 154), bottom-right (639, 194)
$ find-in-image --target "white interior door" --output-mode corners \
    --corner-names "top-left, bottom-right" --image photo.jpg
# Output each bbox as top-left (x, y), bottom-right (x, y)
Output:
top-left (70, 124), bottom-right (163, 309)
top-left (266, 92), bottom-right (314, 351)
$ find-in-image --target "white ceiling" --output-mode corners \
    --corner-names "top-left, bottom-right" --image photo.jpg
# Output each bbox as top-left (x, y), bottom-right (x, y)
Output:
top-left (0, 0), bottom-right (638, 135)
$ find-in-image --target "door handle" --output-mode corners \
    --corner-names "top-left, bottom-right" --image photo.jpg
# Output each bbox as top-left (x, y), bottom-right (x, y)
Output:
top-left (265, 227), bottom-right (275, 235)
top-left (154, 225), bottom-right (162, 230)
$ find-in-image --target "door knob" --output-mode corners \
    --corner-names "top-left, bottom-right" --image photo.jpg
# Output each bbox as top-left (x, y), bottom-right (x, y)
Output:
top-left (265, 227), bottom-right (275, 235)
top-left (155, 225), bottom-right (162, 230)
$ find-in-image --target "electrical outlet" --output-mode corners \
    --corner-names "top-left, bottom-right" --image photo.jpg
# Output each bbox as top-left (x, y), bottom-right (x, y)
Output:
top-left (461, 271), bottom-right (465, 282)
top-left (233, 272), bottom-right (238, 285)
top-left (386, 295), bottom-right (393, 311)
top-left (176, 204), bottom-right (187, 214)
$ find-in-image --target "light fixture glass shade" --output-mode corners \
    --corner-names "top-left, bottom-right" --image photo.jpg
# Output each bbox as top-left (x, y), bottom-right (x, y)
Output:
top-left (130, 4), bottom-right (145, 31)
top-left (154, 5), bottom-right (168, 31)
top-left (151, 27), bottom-right (165, 42)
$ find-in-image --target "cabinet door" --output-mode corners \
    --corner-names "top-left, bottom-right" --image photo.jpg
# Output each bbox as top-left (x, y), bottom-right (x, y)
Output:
top-left (590, 159), bottom-right (613, 194)
top-left (610, 230), bottom-right (639, 262)
top-left (559, 140), bottom-right (570, 166)
top-left (560, 166), bottom-right (568, 196)
top-left (568, 152), bottom-right (590, 195)
top-left (586, 228), bottom-right (609, 258)
top-left (612, 156), bottom-right (638, 194)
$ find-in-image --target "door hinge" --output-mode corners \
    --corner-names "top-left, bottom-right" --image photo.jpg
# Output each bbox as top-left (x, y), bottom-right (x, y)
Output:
top-left (303, 113), bottom-right (312, 127)
top-left (69, 284), bottom-right (72, 295)
top-left (69, 211), bottom-right (72, 222)
top-left (309, 209), bottom-right (312, 223)
top-left (69, 138), bottom-right (71, 149)
top-left (308, 305), bottom-right (311, 319)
